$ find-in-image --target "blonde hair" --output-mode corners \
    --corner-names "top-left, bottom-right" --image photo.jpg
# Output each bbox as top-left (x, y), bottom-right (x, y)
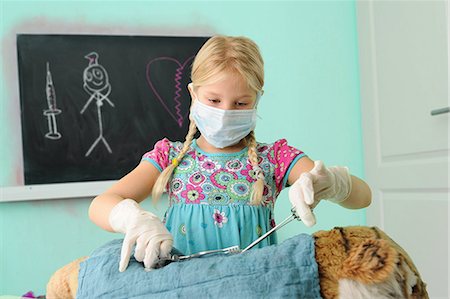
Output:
top-left (152, 35), bottom-right (265, 206)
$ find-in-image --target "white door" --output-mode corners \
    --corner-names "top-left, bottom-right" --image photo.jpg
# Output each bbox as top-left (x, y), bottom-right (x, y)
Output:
top-left (356, 1), bottom-right (449, 298)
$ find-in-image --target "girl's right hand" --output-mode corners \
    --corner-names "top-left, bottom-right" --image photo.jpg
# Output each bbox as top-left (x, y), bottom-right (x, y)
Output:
top-left (108, 199), bottom-right (173, 272)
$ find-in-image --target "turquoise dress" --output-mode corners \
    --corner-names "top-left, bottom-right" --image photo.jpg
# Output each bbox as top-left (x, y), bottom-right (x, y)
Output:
top-left (142, 138), bottom-right (306, 255)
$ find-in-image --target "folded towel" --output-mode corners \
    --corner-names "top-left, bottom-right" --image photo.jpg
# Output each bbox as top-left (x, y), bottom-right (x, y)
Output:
top-left (77, 234), bottom-right (322, 299)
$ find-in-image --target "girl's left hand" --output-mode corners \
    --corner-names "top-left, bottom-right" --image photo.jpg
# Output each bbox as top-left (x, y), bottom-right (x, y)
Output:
top-left (288, 160), bottom-right (352, 227)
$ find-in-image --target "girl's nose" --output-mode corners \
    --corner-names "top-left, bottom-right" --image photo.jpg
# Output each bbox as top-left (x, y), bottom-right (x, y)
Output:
top-left (223, 103), bottom-right (234, 110)
top-left (220, 101), bottom-right (236, 110)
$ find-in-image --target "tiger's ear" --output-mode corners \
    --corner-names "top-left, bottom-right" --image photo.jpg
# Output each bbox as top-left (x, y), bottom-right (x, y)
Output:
top-left (339, 239), bottom-right (398, 284)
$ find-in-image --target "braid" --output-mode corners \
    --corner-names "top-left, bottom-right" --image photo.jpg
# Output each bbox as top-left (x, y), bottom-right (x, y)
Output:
top-left (151, 120), bottom-right (198, 205)
top-left (246, 131), bottom-right (265, 205)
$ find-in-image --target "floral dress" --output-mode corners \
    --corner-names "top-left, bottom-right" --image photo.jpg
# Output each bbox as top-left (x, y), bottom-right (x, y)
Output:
top-left (142, 138), bottom-right (306, 255)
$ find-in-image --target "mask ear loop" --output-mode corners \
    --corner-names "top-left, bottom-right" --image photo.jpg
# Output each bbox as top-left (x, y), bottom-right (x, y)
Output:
top-left (255, 90), bottom-right (263, 120)
top-left (188, 82), bottom-right (200, 116)
top-left (188, 82), bottom-right (199, 102)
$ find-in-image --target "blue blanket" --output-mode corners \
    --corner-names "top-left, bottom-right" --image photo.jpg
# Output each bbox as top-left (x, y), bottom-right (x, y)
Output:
top-left (77, 234), bottom-right (322, 298)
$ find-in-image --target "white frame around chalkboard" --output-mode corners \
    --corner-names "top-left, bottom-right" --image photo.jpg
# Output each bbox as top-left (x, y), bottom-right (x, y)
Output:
top-left (0, 23), bottom-right (212, 202)
top-left (1, 181), bottom-right (116, 202)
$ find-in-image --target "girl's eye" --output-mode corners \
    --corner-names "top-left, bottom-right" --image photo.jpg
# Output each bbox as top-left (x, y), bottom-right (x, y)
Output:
top-left (208, 99), bottom-right (220, 103)
top-left (237, 102), bottom-right (248, 106)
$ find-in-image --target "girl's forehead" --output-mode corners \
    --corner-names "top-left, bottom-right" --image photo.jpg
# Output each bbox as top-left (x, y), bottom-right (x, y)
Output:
top-left (198, 72), bottom-right (254, 95)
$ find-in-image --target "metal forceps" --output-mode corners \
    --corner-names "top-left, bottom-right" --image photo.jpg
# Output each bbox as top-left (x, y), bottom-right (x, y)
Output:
top-left (240, 207), bottom-right (301, 252)
top-left (156, 208), bottom-right (301, 269)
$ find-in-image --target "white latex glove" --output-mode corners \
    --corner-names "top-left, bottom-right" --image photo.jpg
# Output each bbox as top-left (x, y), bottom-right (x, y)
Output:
top-left (109, 199), bottom-right (173, 272)
top-left (288, 160), bottom-right (352, 227)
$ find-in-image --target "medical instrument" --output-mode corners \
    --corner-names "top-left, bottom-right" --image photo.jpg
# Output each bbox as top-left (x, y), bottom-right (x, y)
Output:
top-left (168, 245), bottom-right (242, 262)
top-left (241, 207), bottom-right (300, 253)
top-left (155, 207), bottom-right (301, 268)
top-left (43, 62), bottom-right (62, 140)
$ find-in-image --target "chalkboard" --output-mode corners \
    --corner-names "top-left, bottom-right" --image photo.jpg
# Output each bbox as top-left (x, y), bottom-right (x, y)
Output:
top-left (17, 34), bottom-right (208, 185)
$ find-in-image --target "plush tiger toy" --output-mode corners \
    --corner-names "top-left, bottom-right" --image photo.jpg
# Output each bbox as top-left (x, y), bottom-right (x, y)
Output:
top-left (313, 226), bottom-right (428, 299)
top-left (47, 226), bottom-right (428, 299)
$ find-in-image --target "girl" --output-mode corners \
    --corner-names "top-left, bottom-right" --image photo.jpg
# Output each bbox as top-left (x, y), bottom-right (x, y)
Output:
top-left (88, 35), bottom-right (372, 272)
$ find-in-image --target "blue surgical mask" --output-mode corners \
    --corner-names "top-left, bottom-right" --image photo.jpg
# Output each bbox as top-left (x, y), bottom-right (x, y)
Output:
top-left (190, 92), bottom-right (261, 149)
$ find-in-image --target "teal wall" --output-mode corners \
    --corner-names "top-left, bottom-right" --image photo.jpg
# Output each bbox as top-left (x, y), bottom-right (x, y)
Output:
top-left (0, 0), bottom-right (365, 296)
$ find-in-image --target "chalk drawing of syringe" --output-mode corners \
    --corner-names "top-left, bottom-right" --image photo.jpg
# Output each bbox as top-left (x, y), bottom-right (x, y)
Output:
top-left (80, 52), bottom-right (114, 157)
top-left (43, 62), bottom-right (62, 140)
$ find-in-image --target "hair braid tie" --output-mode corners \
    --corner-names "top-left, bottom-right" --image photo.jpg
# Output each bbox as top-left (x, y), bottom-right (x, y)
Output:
top-left (172, 158), bottom-right (179, 167)
top-left (253, 165), bottom-right (265, 180)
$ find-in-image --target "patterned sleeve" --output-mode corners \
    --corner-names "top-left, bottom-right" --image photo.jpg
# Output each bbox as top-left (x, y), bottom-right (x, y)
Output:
top-left (141, 138), bottom-right (172, 172)
top-left (272, 139), bottom-right (307, 193)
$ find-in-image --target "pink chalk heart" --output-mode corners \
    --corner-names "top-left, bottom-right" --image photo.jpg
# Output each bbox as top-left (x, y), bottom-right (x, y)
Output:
top-left (146, 56), bottom-right (194, 128)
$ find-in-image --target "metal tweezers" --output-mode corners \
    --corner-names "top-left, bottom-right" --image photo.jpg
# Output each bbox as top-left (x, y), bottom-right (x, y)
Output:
top-left (160, 208), bottom-right (301, 265)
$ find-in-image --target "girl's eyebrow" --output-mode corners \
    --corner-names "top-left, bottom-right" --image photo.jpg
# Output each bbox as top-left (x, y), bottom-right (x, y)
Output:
top-left (205, 92), bottom-right (253, 98)
top-left (238, 94), bottom-right (253, 99)
top-left (204, 92), bottom-right (221, 97)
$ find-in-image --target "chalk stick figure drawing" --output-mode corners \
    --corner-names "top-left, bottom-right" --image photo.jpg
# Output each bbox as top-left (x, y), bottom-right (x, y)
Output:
top-left (80, 52), bottom-right (114, 157)
top-left (43, 62), bottom-right (62, 140)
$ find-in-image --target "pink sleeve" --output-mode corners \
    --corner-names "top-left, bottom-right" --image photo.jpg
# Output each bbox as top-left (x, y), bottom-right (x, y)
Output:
top-left (272, 139), bottom-right (306, 193)
top-left (141, 138), bottom-right (171, 172)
